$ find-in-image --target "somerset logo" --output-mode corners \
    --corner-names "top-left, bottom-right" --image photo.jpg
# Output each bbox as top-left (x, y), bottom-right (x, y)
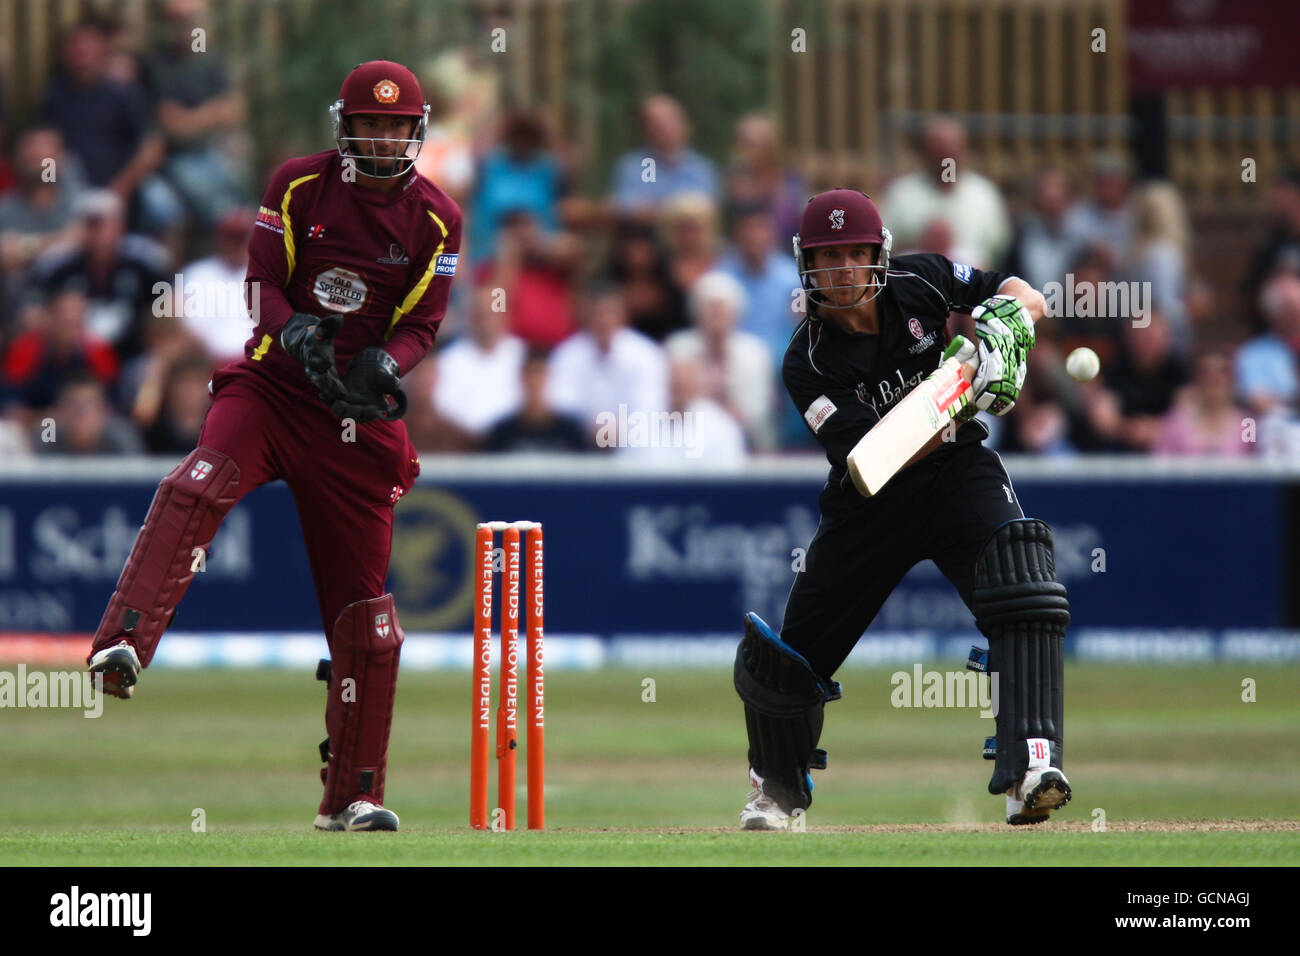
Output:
top-left (828, 208), bottom-right (845, 230)
top-left (50, 886), bottom-right (151, 936)
top-left (908, 317), bottom-right (924, 339)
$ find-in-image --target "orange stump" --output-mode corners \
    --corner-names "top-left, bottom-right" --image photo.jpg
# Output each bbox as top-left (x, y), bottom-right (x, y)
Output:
top-left (526, 525), bottom-right (546, 830)
top-left (470, 521), bottom-right (544, 831)
top-left (470, 525), bottom-right (494, 830)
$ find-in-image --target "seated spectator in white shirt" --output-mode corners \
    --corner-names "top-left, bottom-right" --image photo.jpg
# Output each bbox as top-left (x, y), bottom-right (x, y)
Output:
top-left (1236, 271), bottom-right (1300, 416)
top-left (176, 207), bottom-right (254, 363)
top-left (547, 279), bottom-right (669, 446)
top-left (636, 354), bottom-right (746, 466)
top-left (665, 270), bottom-right (775, 450)
top-left (879, 117), bottom-right (1011, 269)
top-left (433, 285), bottom-right (525, 435)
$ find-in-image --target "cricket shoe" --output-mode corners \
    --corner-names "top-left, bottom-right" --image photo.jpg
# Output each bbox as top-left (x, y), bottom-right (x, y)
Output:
top-left (314, 800), bottom-right (400, 832)
top-left (1006, 767), bottom-right (1072, 826)
top-left (739, 769), bottom-right (793, 830)
top-left (87, 639), bottom-right (141, 700)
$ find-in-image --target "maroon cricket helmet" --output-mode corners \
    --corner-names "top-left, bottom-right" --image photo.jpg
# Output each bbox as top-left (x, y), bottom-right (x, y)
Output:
top-left (329, 60), bottom-right (429, 178)
top-left (793, 189), bottom-right (893, 310)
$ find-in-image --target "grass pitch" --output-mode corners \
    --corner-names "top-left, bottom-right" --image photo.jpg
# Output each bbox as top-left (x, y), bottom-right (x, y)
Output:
top-left (2, 665), bottom-right (1297, 865)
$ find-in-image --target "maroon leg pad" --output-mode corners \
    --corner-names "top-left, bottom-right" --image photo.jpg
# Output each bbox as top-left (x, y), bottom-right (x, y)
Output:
top-left (318, 594), bottom-right (404, 815)
top-left (88, 447), bottom-right (241, 667)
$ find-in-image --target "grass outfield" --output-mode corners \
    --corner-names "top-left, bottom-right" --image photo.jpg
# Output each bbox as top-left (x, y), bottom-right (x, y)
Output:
top-left (2, 664), bottom-right (1298, 865)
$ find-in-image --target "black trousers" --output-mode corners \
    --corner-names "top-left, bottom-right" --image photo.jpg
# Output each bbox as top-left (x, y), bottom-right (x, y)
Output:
top-left (782, 440), bottom-right (1024, 680)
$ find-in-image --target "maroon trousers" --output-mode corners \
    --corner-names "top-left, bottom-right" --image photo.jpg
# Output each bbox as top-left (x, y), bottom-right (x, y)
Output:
top-left (197, 363), bottom-right (420, 638)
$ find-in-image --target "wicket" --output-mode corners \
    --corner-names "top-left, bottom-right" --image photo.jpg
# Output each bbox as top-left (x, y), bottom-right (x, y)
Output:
top-left (471, 520), bottom-right (545, 830)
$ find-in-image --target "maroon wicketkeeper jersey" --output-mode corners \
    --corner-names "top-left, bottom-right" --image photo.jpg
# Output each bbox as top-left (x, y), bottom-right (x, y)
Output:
top-left (240, 150), bottom-right (462, 397)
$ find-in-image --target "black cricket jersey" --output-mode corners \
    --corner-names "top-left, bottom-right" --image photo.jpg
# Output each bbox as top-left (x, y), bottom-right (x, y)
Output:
top-left (783, 252), bottom-right (1016, 500)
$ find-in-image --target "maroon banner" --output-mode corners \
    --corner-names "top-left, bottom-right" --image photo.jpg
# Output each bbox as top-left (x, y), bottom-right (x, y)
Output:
top-left (1126, 0), bottom-right (1298, 91)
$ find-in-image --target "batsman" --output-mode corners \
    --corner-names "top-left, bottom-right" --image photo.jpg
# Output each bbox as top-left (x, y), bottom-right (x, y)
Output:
top-left (86, 61), bottom-right (462, 832)
top-left (735, 189), bottom-right (1071, 828)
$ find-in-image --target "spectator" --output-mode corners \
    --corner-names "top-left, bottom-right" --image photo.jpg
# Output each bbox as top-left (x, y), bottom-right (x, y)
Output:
top-left (604, 218), bottom-right (687, 342)
top-left (610, 95), bottom-right (720, 214)
top-left (665, 270), bottom-right (775, 450)
top-left (1154, 350), bottom-right (1250, 457)
top-left (141, 355), bottom-right (211, 453)
top-left (483, 348), bottom-right (590, 453)
top-left (433, 285), bottom-right (525, 435)
top-left (468, 109), bottom-right (565, 261)
top-left (400, 357), bottom-right (475, 453)
top-left (125, 312), bottom-right (206, 430)
top-left (1245, 165), bottom-right (1300, 295)
top-left (30, 189), bottom-right (169, 364)
top-left (139, 0), bottom-right (250, 236)
top-left (1236, 271), bottom-right (1300, 416)
top-left (661, 191), bottom-right (721, 293)
top-left (724, 113), bottom-right (807, 242)
top-left (413, 51), bottom-right (482, 204)
top-left (547, 280), bottom-right (669, 444)
top-left (997, 387), bottom-right (1078, 457)
top-left (0, 128), bottom-right (87, 300)
top-left (1003, 168), bottom-right (1080, 291)
top-left (717, 203), bottom-right (803, 362)
top-left (878, 116), bottom-right (1010, 268)
top-left (39, 19), bottom-right (162, 204)
top-left (659, 354), bottom-right (747, 465)
top-left (1128, 181), bottom-right (1192, 354)
top-left (1093, 310), bottom-right (1189, 451)
top-left (32, 372), bottom-right (144, 456)
top-left (477, 208), bottom-right (580, 348)
top-left (175, 207), bottom-right (255, 363)
top-left (1063, 151), bottom-right (1134, 267)
top-left (2, 289), bottom-right (119, 413)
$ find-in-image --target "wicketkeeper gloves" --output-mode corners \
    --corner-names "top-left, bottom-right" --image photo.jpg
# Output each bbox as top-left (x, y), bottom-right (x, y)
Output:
top-left (280, 313), bottom-right (407, 423)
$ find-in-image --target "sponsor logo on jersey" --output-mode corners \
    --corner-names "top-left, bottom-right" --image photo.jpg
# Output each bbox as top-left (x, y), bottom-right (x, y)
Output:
top-left (374, 612), bottom-right (391, 639)
top-left (434, 253), bottom-right (459, 277)
top-left (255, 205), bottom-right (284, 235)
top-left (952, 262), bottom-right (973, 284)
top-left (876, 368), bottom-right (928, 410)
top-left (313, 266), bottom-right (368, 313)
top-left (377, 243), bottom-right (410, 265)
top-left (373, 79), bottom-right (401, 104)
top-left (190, 460), bottom-right (213, 481)
top-left (828, 208), bottom-right (846, 231)
top-left (804, 394), bottom-right (837, 433)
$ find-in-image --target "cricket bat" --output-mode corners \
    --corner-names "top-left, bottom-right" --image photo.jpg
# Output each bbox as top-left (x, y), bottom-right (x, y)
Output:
top-left (845, 352), bottom-right (979, 497)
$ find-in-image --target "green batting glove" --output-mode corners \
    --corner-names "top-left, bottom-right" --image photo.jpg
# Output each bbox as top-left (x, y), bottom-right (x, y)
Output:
top-left (972, 295), bottom-right (1035, 354)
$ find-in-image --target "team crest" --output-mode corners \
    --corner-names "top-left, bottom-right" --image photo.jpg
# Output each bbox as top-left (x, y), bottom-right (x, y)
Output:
top-left (373, 80), bottom-right (401, 104)
top-left (190, 460), bottom-right (213, 481)
top-left (829, 208), bottom-right (846, 231)
top-left (908, 317), bottom-right (925, 339)
top-left (374, 613), bottom-right (391, 639)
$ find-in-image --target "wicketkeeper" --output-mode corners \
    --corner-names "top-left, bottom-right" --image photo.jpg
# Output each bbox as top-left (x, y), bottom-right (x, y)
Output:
top-left (87, 60), bottom-right (463, 832)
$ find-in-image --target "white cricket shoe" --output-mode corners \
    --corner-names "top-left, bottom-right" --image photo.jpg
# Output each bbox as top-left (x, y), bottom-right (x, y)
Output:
top-left (1006, 766), bottom-right (1072, 825)
top-left (314, 800), bottom-right (400, 832)
top-left (88, 639), bottom-right (141, 699)
top-left (739, 769), bottom-right (792, 830)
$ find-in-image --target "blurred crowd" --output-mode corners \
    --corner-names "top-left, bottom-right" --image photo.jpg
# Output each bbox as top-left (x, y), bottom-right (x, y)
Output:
top-left (4, 11), bottom-right (1300, 463)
